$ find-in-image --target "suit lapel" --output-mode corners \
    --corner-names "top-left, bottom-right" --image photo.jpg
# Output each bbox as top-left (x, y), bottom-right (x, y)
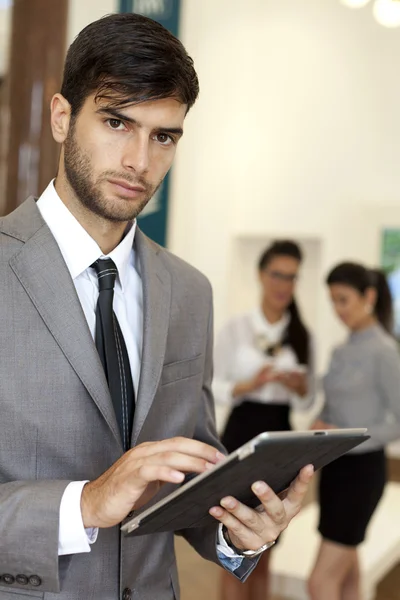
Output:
top-left (4, 199), bottom-right (172, 449)
top-left (132, 230), bottom-right (171, 443)
top-left (7, 200), bottom-right (122, 449)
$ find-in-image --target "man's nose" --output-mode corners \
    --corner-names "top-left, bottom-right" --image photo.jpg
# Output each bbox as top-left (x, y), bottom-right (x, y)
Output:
top-left (122, 136), bottom-right (150, 174)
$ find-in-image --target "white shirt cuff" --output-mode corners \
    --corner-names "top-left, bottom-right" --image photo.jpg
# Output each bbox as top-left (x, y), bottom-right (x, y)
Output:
top-left (217, 523), bottom-right (243, 559)
top-left (58, 481), bottom-right (98, 556)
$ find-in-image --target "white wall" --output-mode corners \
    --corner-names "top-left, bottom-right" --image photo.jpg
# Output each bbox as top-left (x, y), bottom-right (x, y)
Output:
top-left (67, 0), bottom-right (118, 45)
top-left (168, 0), bottom-right (400, 381)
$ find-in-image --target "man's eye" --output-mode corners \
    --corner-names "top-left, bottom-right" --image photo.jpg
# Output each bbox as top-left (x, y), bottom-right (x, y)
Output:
top-left (107, 119), bottom-right (125, 130)
top-left (156, 133), bottom-right (173, 145)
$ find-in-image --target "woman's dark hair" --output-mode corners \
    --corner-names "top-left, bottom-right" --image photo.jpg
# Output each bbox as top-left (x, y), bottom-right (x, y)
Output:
top-left (61, 13), bottom-right (199, 117)
top-left (326, 262), bottom-right (394, 334)
top-left (258, 241), bottom-right (310, 365)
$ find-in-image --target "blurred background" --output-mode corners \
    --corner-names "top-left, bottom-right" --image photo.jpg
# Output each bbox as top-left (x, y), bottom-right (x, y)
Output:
top-left (1, 1), bottom-right (400, 598)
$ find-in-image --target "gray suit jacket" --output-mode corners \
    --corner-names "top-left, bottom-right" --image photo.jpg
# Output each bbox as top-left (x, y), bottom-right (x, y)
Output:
top-left (0, 199), bottom-right (256, 600)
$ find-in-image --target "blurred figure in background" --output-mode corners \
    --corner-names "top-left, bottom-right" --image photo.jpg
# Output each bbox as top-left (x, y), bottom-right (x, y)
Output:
top-left (309, 262), bottom-right (400, 600)
top-left (213, 240), bottom-right (315, 600)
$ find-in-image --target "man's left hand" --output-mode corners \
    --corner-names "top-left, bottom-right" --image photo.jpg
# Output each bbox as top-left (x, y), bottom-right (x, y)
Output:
top-left (209, 465), bottom-right (313, 552)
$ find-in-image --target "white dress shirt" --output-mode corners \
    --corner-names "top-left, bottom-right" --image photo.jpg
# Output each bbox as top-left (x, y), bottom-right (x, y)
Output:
top-left (37, 181), bottom-right (143, 555)
top-left (213, 308), bottom-right (314, 411)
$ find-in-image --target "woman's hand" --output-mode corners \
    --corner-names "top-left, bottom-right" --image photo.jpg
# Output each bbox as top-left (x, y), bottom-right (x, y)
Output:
top-left (232, 365), bottom-right (275, 398)
top-left (274, 371), bottom-right (308, 397)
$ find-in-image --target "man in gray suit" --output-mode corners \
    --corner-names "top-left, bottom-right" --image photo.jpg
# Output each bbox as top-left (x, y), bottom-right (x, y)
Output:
top-left (0, 13), bottom-right (313, 600)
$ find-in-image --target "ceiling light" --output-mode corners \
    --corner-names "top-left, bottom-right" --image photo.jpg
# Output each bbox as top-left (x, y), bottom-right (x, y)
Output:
top-left (373, 0), bottom-right (400, 27)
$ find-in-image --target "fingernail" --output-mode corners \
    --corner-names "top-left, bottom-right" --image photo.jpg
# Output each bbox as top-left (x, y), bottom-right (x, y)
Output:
top-left (216, 451), bottom-right (226, 462)
top-left (252, 481), bottom-right (268, 494)
top-left (221, 497), bottom-right (236, 510)
top-left (171, 471), bottom-right (185, 482)
top-left (205, 461), bottom-right (215, 470)
top-left (209, 506), bottom-right (224, 518)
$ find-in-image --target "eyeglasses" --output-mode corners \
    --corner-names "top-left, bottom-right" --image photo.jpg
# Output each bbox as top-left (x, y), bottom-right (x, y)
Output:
top-left (265, 270), bottom-right (298, 283)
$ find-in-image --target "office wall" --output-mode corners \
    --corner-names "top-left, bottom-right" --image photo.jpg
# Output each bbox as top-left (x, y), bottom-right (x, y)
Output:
top-left (168, 0), bottom-right (400, 377)
top-left (67, 0), bottom-right (118, 45)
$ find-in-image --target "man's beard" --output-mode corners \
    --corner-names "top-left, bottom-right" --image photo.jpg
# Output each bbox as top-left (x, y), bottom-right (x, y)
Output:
top-left (63, 126), bottom-right (161, 222)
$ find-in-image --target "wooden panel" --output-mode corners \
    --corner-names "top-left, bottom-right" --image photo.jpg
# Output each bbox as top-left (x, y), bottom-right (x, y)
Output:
top-left (2, 0), bottom-right (68, 215)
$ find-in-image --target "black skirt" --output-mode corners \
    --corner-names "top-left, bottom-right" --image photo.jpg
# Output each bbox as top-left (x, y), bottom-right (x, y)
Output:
top-left (318, 449), bottom-right (387, 547)
top-left (221, 400), bottom-right (291, 454)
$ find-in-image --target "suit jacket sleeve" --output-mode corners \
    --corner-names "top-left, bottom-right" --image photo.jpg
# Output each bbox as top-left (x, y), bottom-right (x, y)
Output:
top-left (0, 479), bottom-right (72, 592)
top-left (176, 290), bottom-right (259, 581)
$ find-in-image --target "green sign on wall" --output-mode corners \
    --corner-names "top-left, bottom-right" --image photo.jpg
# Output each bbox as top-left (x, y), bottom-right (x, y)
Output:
top-left (381, 229), bottom-right (400, 340)
top-left (119, 0), bottom-right (181, 247)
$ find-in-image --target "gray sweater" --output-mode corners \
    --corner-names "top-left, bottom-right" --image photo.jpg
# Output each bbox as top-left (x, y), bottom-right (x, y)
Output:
top-left (320, 325), bottom-right (400, 453)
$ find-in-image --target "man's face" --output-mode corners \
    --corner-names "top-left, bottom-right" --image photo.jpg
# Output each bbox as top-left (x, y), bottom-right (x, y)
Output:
top-left (62, 94), bottom-right (186, 222)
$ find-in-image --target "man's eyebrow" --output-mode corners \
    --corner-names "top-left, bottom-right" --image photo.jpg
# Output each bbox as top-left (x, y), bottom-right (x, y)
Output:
top-left (96, 107), bottom-right (140, 125)
top-left (96, 107), bottom-right (183, 137)
top-left (153, 126), bottom-right (184, 138)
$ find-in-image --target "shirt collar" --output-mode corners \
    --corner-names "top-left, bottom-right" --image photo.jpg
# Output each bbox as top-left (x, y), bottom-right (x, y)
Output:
top-left (36, 180), bottom-right (136, 289)
top-left (252, 307), bottom-right (290, 335)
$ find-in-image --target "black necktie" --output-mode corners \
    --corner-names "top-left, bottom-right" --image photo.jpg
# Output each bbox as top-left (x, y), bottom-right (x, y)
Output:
top-left (91, 258), bottom-right (134, 450)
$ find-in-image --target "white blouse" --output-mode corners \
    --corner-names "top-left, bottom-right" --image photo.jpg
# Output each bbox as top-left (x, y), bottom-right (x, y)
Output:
top-left (212, 308), bottom-right (314, 410)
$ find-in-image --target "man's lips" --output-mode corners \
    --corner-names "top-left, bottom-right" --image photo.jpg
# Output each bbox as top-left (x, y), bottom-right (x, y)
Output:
top-left (108, 179), bottom-right (146, 196)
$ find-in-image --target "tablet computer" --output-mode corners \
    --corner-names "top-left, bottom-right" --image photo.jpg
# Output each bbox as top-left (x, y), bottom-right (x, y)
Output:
top-left (121, 428), bottom-right (369, 537)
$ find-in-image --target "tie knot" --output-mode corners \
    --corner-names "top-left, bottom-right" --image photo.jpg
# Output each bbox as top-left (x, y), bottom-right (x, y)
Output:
top-left (91, 258), bottom-right (118, 291)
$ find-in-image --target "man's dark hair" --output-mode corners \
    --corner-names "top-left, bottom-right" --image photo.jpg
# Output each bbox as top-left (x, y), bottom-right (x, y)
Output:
top-left (61, 12), bottom-right (199, 116)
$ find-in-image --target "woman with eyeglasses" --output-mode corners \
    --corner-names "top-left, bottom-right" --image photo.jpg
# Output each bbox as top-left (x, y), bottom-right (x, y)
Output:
top-left (213, 240), bottom-right (315, 600)
top-left (309, 262), bottom-right (400, 600)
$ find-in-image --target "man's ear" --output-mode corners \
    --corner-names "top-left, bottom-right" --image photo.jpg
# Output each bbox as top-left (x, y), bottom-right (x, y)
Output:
top-left (50, 93), bottom-right (72, 143)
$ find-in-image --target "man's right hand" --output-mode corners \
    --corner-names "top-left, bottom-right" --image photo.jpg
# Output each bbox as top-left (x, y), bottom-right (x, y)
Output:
top-left (80, 437), bottom-right (225, 528)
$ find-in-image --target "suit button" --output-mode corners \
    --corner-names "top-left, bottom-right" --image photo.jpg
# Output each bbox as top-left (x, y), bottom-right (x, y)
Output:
top-left (3, 574), bottom-right (15, 585)
top-left (122, 587), bottom-right (132, 600)
top-left (16, 575), bottom-right (29, 585)
top-left (28, 575), bottom-right (42, 587)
